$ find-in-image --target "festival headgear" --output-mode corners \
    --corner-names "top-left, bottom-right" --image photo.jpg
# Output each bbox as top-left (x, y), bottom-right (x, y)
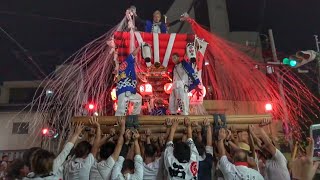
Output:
top-left (238, 142), bottom-right (251, 153)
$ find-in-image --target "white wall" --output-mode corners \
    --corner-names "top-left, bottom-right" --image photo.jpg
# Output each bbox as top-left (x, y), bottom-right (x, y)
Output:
top-left (0, 112), bottom-right (43, 150)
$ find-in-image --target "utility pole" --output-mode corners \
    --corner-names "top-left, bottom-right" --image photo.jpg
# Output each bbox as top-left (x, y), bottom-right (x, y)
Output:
top-left (268, 29), bottom-right (289, 136)
top-left (314, 35), bottom-right (320, 95)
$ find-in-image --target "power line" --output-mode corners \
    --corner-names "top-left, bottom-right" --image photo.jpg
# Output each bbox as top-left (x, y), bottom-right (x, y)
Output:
top-left (0, 26), bottom-right (47, 79)
top-left (0, 10), bottom-right (115, 28)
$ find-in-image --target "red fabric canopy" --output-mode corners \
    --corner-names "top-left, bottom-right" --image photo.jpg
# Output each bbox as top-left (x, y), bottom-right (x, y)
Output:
top-left (114, 31), bottom-right (195, 70)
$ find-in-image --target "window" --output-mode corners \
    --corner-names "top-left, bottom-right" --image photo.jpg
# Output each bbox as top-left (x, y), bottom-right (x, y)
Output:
top-left (12, 122), bottom-right (29, 134)
top-left (9, 88), bottom-right (43, 104)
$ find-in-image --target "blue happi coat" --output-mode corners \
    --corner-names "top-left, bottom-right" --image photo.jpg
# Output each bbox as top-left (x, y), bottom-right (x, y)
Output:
top-left (181, 60), bottom-right (200, 91)
top-left (145, 20), bottom-right (167, 33)
top-left (116, 54), bottom-right (137, 96)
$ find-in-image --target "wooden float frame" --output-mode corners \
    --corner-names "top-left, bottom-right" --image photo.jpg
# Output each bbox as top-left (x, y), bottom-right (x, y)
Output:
top-left (72, 114), bottom-right (272, 125)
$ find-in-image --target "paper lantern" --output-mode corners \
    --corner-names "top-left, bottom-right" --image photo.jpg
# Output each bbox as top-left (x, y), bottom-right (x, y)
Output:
top-left (111, 88), bottom-right (117, 100)
top-left (164, 83), bottom-right (173, 94)
top-left (139, 83), bottom-right (153, 95)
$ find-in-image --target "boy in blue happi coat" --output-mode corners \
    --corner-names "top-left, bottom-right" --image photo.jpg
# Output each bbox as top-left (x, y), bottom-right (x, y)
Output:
top-left (115, 47), bottom-right (142, 117)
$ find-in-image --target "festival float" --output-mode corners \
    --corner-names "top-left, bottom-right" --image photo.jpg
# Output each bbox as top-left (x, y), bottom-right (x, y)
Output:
top-left (20, 7), bottom-right (319, 151)
top-left (73, 11), bottom-right (272, 130)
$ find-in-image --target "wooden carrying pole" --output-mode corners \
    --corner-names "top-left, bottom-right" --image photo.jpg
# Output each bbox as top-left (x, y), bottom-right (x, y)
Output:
top-left (100, 124), bottom-right (257, 134)
top-left (72, 114), bottom-right (272, 126)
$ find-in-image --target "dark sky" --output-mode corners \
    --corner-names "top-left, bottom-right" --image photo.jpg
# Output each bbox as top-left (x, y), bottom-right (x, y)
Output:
top-left (0, 0), bottom-right (320, 82)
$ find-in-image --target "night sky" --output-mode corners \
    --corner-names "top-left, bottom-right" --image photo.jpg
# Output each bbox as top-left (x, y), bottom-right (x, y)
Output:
top-left (1, 0), bottom-right (320, 82)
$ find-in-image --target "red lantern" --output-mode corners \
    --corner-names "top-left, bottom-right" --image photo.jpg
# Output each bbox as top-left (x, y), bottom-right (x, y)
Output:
top-left (111, 87), bottom-right (117, 100)
top-left (164, 83), bottom-right (173, 94)
top-left (88, 104), bottom-right (95, 110)
top-left (86, 103), bottom-right (96, 111)
top-left (42, 128), bottom-right (49, 135)
top-left (139, 83), bottom-right (153, 95)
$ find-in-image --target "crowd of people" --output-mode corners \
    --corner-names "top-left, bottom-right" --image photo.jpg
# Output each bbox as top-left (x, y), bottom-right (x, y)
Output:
top-left (0, 116), bottom-right (318, 180)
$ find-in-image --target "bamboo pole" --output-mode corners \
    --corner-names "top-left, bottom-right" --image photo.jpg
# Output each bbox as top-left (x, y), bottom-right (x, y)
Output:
top-left (73, 114), bottom-right (272, 125)
top-left (292, 141), bottom-right (299, 160)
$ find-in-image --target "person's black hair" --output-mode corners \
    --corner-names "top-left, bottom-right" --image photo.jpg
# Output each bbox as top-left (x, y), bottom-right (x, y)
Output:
top-left (172, 53), bottom-right (180, 57)
top-left (121, 159), bottom-right (134, 173)
top-left (2, 155), bottom-right (8, 159)
top-left (6, 159), bottom-right (26, 179)
top-left (144, 144), bottom-right (157, 158)
top-left (74, 141), bottom-right (92, 158)
top-left (256, 150), bottom-right (267, 160)
top-left (23, 147), bottom-right (42, 168)
top-left (31, 149), bottom-right (55, 175)
top-left (195, 140), bottom-right (205, 157)
top-left (173, 142), bottom-right (191, 163)
top-left (100, 142), bottom-right (115, 160)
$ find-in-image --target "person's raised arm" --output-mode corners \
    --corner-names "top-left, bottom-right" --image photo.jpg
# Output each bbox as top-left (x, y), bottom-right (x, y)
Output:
top-left (69, 123), bottom-right (85, 144)
top-left (184, 117), bottom-right (192, 139)
top-left (99, 134), bottom-right (111, 147)
top-left (248, 125), bottom-right (263, 149)
top-left (53, 123), bottom-right (84, 173)
top-left (133, 130), bottom-right (141, 156)
top-left (168, 19), bottom-right (180, 27)
top-left (124, 129), bottom-right (132, 147)
top-left (133, 10), bottom-right (146, 26)
top-left (132, 46), bottom-right (140, 57)
top-left (224, 129), bottom-right (240, 151)
top-left (167, 118), bottom-right (179, 143)
top-left (192, 121), bottom-right (202, 142)
top-left (132, 129), bottom-right (144, 179)
top-left (139, 134), bottom-right (146, 158)
top-left (292, 137), bottom-right (319, 180)
top-left (119, 129), bottom-right (132, 159)
top-left (203, 119), bottom-right (212, 147)
top-left (90, 117), bottom-right (101, 158)
top-left (164, 118), bottom-right (172, 140)
top-left (146, 129), bottom-right (151, 145)
top-left (111, 117), bottom-right (126, 161)
top-left (108, 128), bottom-right (116, 142)
top-left (217, 128), bottom-right (227, 158)
top-left (158, 134), bottom-right (166, 152)
top-left (257, 126), bottom-right (276, 155)
top-left (181, 129), bottom-right (187, 142)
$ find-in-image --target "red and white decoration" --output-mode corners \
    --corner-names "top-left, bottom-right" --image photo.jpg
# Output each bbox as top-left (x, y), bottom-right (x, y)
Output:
top-left (139, 83), bottom-right (153, 95)
top-left (114, 31), bottom-right (195, 69)
top-left (164, 83), bottom-right (173, 94)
